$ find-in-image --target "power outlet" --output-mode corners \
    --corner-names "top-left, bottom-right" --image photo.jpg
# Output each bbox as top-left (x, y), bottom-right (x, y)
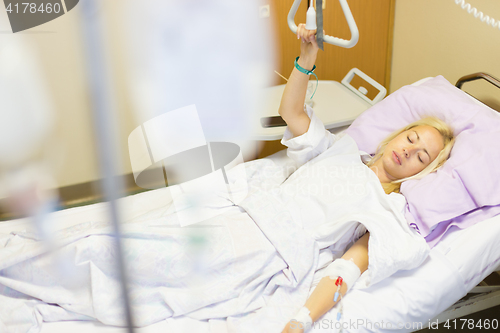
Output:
top-left (259, 4), bottom-right (270, 18)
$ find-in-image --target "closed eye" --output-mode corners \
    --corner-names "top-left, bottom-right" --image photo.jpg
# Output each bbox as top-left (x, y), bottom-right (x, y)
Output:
top-left (418, 155), bottom-right (423, 163)
top-left (407, 136), bottom-right (412, 143)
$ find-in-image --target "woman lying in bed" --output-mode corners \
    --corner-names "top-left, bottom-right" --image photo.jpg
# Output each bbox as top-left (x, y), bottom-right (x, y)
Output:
top-left (0, 26), bottom-right (456, 333)
top-left (280, 24), bottom-right (454, 333)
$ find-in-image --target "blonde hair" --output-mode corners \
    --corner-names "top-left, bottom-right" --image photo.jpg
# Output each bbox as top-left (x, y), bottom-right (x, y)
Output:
top-left (366, 117), bottom-right (455, 194)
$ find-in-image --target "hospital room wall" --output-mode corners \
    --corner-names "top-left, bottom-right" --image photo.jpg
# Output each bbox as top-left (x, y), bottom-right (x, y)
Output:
top-left (0, 3), bottom-right (139, 198)
top-left (390, 0), bottom-right (500, 110)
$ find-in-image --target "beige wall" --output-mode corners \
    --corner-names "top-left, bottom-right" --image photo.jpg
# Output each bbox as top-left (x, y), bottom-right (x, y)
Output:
top-left (0, 3), bottom-right (138, 189)
top-left (391, 0), bottom-right (500, 104)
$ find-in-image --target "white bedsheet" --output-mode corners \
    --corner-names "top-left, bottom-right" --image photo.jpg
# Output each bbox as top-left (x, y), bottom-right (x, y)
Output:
top-left (35, 215), bottom-right (500, 333)
top-left (0, 135), bottom-right (431, 333)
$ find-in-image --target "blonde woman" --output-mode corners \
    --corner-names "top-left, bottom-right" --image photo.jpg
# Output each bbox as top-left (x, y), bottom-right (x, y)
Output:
top-left (281, 24), bottom-right (454, 333)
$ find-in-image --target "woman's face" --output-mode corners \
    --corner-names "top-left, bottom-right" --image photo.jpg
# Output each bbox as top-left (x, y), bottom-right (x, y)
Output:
top-left (375, 125), bottom-right (445, 182)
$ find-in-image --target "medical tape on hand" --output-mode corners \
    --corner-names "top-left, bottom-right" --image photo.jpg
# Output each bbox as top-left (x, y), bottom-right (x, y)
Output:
top-left (293, 306), bottom-right (313, 331)
top-left (324, 258), bottom-right (361, 292)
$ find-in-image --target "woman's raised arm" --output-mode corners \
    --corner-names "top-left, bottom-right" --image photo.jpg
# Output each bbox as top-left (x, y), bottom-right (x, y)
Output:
top-left (278, 24), bottom-right (320, 138)
top-left (282, 232), bottom-right (370, 333)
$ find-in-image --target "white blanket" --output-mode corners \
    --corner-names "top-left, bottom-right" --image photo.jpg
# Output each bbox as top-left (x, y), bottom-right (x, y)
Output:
top-left (0, 133), bottom-right (429, 333)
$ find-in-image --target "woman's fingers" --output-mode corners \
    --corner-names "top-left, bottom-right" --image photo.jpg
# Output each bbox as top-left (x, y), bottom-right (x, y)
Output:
top-left (308, 32), bottom-right (318, 46)
top-left (297, 23), bottom-right (317, 42)
top-left (297, 23), bottom-right (305, 40)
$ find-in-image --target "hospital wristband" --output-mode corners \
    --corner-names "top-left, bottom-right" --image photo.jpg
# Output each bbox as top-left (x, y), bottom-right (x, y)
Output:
top-left (294, 56), bottom-right (318, 99)
top-left (293, 306), bottom-right (313, 331)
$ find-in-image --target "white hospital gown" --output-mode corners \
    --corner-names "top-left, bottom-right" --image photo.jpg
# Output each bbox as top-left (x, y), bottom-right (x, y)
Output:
top-left (238, 105), bottom-right (429, 287)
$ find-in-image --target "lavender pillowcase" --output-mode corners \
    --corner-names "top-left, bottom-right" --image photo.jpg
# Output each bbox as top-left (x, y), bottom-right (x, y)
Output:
top-left (345, 75), bottom-right (500, 247)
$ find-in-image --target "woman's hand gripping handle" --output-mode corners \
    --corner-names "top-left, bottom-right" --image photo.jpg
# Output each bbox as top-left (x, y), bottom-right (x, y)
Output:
top-left (297, 23), bottom-right (319, 68)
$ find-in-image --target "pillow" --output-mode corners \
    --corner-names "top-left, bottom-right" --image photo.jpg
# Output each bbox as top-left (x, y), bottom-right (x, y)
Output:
top-left (345, 75), bottom-right (500, 246)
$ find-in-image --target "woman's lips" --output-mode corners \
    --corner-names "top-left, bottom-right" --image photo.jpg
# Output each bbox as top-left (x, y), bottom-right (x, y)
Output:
top-left (393, 151), bottom-right (401, 165)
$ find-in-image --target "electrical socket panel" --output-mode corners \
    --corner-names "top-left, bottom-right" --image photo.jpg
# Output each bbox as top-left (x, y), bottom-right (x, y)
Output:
top-left (259, 4), bottom-right (270, 18)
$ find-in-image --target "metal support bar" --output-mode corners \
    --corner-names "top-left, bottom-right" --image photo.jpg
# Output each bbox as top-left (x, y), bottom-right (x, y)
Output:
top-left (456, 72), bottom-right (500, 90)
top-left (79, 0), bottom-right (135, 331)
top-left (288, 0), bottom-right (359, 48)
top-left (428, 290), bottom-right (500, 326)
top-left (469, 285), bottom-right (500, 293)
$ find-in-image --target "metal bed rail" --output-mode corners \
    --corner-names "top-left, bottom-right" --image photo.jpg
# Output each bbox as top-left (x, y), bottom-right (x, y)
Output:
top-left (456, 72), bottom-right (500, 90)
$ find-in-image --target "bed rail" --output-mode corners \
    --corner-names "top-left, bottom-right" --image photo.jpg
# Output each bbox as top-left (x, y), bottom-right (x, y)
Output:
top-left (456, 72), bottom-right (500, 90)
top-left (456, 72), bottom-right (500, 112)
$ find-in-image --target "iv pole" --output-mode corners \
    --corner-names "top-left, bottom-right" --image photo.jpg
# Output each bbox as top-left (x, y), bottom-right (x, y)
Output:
top-left (79, 0), bottom-right (135, 331)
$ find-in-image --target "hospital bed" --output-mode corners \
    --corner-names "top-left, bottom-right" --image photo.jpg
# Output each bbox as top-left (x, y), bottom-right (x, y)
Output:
top-left (1, 73), bottom-right (499, 333)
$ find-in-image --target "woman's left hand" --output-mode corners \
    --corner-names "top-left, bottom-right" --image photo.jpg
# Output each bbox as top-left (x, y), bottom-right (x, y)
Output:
top-left (281, 320), bottom-right (305, 333)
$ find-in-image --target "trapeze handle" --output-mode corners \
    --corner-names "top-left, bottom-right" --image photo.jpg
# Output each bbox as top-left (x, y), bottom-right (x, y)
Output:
top-left (287, 0), bottom-right (359, 49)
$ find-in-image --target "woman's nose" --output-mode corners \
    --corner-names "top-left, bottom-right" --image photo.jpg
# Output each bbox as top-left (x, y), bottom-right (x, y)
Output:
top-left (403, 148), bottom-right (409, 158)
